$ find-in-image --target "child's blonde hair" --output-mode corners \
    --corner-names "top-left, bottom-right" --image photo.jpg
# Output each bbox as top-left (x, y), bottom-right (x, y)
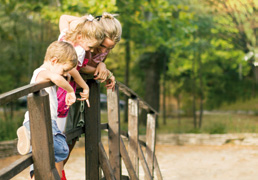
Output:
top-left (44, 41), bottom-right (78, 68)
top-left (98, 12), bottom-right (122, 44)
top-left (65, 14), bottom-right (104, 46)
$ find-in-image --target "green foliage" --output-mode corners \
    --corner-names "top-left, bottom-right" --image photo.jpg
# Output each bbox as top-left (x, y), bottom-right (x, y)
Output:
top-left (0, 110), bottom-right (24, 141)
top-left (207, 122), bottom-right (227, 134)
top-left (0, 0), bottom-right (257, 133)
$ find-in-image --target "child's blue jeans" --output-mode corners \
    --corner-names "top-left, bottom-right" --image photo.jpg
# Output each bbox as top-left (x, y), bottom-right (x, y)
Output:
top-left (23, 119), bottom-right (69, 162)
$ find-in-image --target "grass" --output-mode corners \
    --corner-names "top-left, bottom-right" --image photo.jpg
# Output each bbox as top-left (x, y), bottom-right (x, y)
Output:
top-left (156, 113), bottom-right (258, 134)
top-left (0, 109), bottom-right (25, 141)
top-left (101, 110), bottom-right (258, 135)
top-left (217, 96), bottom-right (258, 111)
top-left (1, 102), bottom-right (258, 141)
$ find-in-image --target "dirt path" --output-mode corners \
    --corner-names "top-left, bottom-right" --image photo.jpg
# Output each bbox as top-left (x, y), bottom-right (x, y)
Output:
top-left (3, 143), bottom-right (258, 180)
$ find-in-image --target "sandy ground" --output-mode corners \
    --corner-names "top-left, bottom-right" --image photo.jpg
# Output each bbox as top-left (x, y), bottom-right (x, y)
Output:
top-left (2, 143), bottom-right (258, 180)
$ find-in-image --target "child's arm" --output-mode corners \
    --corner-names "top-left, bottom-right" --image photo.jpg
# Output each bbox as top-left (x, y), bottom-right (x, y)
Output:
top-left (36, 70), bottom-right (76, 106)
top-left (69, 68), bottom-right (90, 107)
top-left (59, 15), bottom-right (80, 32)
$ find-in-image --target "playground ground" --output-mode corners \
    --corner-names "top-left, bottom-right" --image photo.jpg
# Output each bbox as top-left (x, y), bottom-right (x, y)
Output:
top-left (2, 137), bottom-right (258, 180)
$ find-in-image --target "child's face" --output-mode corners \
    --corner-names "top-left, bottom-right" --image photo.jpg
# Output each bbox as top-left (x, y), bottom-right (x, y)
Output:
top-left (52, 62), bottom-right (73, 77)
top-left (78, 37), bottom-right (98, 52)
top-left (98, 38), bottom-right (116, 53)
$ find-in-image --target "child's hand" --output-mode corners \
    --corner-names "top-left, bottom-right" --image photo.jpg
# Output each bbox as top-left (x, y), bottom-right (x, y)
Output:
top-left (65, 91), bottom-right (76, 108)
top-left (77, 88), bottom-right (90, 107)
top-left (105, 76), bottom-right (116, 91)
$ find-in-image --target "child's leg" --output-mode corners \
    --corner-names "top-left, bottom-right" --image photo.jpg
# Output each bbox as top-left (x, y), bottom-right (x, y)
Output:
top-left (55, 161), bottom-right (64, 178)
top-left (64, 138), bottom-right (77, 165)
top-left (52, 120), bottom-right (69, 179)
top-left (17, 122), bottom-right (31, 155)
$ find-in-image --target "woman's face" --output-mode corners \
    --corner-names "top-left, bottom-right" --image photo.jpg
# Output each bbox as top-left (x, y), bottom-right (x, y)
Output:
top-left (98, 38), bottom-right (116, 53)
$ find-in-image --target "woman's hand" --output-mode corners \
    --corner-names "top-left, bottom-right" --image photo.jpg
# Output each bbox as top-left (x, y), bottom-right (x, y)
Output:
top-left (94, 62), bottom-right (108, 82)
top-left (105, 75), bottom-right (116, 91)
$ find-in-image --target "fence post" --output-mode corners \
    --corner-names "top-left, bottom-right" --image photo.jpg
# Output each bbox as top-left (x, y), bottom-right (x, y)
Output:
top-left (107, 84), bottom-right (121, 180)
top-left (146, 113), bottom-right (156, 178)
top-left (84, 80), bottom-right (101, 180)
top-left (128, 97), bottom-right (139, 177)
top-left (27, 90), bottom-right (59, 179)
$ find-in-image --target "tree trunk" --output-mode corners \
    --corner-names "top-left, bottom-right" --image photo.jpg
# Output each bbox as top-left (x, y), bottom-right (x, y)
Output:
top-left (177, 94), bottom-right (181, 129)
top-left (162, 75), bottom-right (166, 125)
top-left (197, 50), bottom-right (203, 128)
top-left (124, 36), bottom-right (131, 123)
top-left (192, 52), bottom-right (197, 129)
top-left (145, 66), bottom-right (160, 127)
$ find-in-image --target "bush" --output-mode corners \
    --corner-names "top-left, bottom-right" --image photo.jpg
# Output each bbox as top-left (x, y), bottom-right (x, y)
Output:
top-left (207, 122), bottom-right (227, 134)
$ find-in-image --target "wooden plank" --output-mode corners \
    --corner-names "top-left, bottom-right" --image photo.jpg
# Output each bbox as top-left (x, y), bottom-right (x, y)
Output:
top-left (0, 154), bottom-right (33, 180)
top-left (138, 143), bottom-right (152, 180)
top-left (128, 98), bottom-right (139, 177)
top-left (98, 142), bottom-right (116, 180)
top-left (120, 137), bottom-right (138, 180)
top-left (146, 113), bottom-right (156, 177)
top-left (101, 176), bottom-right (129, 180)
top-left (84, 80), bottom-right (101, 180)
top-left (101, 123), bottom-right (109, 130)
top-left (116, 82), bottom-right (158, 114)
top-left (27, 90), bottom-right (60, 179)
top-left (120, 131), bottom-right (146, 147)
top-left (0, 81), bottom-right (53, 106)
top-left (65, 126), bottom-right (84, 142)
top-left (154, 154), bottom-right (163, 180)
top-left (107, 85), bottom-right (121, 180)
top-left (121, 175), bottom-right (130, 180)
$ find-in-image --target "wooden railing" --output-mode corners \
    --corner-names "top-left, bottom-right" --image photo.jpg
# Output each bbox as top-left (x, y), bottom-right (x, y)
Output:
top-left (0, 79), bottom-right (162, 180)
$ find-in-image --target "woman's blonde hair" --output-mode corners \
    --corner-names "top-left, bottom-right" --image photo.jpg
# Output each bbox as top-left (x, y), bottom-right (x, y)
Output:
top-left (44, 41), bottom-right (78, 68)
top-left (98, 12), bottom-right (122, 44)
top-left (64, 14), bottom-right (105, 46)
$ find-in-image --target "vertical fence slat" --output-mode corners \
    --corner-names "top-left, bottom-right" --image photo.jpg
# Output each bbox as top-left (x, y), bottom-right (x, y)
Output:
top-left (27, 90), bottom-right (59, 179)
top-left (120, 137), bottom-right (138, 180)
top-left (154, 154), bottom-right (163, 180)
top-left (107, 84), bottom-right (121, 180)
top-left (99, 142), bottom-right (116, 180)
top-left (138, 143), bottom-right (152, 180)
top-left (146, 113), bottom-right (156, 177)
top-left (85, 80), bottom-right (101, 180)
top-left (128, 97), bottom-right (139, 177)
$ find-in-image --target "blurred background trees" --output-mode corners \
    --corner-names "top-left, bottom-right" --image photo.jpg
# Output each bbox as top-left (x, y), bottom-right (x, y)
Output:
top-left (0, 0), bottom-right (257, 131)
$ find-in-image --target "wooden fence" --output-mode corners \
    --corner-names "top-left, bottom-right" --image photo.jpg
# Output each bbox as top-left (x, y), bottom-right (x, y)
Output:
top-left (0, 79), bottom-right (162, 180)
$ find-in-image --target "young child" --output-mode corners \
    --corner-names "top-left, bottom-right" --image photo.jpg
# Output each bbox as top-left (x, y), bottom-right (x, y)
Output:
top-left (56, 14), bottom-right (105, 133)
top-left (58, 13), bottom-right (122, 178)
top-left (16, 41), bottom-right (78, 179)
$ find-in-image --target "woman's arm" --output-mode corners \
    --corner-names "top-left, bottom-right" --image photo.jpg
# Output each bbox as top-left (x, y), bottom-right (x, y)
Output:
top-left (80, 62), bottom-right (108, 82)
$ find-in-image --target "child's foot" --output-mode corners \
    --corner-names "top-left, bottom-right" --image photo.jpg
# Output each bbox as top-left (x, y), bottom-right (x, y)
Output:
top-left (61, 170), bottom-right (67, 180)
top-left (17, 126), bottom-right (30, 155)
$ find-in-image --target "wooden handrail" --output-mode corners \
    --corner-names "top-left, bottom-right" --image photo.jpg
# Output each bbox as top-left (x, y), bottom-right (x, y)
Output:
top-left (0, 154), bottom-right (33, 180)
top-left (0, 81), bottom-right (53, 106)
top-left (116, 81), bottom-right (158, 114)
top-left (0, 79), bottom-right (162, 180)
